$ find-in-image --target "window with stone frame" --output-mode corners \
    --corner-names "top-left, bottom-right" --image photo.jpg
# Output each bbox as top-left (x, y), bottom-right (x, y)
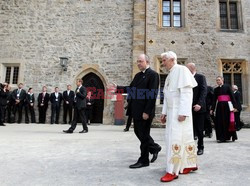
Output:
top-left (222, 61), bottom-right (243, 102)
top-left (160, 0), bottom-right (183, 27)
top-left (4, 65), bottom-right (19, 84)
top-left (159, 58), bottom-right (186, 104)
top-left (219, 0), bottom-right (242, 30)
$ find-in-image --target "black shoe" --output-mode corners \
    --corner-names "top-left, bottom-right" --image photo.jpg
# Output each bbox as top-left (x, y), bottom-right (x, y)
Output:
top-left (79, 130), bottom-right (88, 133)
top-left (197, 149), bottom-right (204, 155)
top-left (129, 162), bottom-right (149, 169)
top-left (232, 136), bottom-right (237, 142)
top-left (151, 146), bottom-right (162, 163)
top-left (63, 130), bottom-right (73, 133)
top-left (124, 128), bottom-right (129, 132)
top-left (0, 123), bottom-right (6, 126)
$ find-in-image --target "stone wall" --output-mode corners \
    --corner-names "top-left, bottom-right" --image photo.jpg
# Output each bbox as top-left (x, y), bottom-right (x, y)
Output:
top-left (146, 0), bottom-right (250, 107)
top-left (0, 0), bottom-right (134, 124)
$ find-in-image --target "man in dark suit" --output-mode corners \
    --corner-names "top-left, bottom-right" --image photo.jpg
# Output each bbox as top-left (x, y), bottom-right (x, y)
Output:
top-left (37, 86), bottom-right (50, 124)
top-left (204, 85), bottom-right (214, 138)
top-left (86, 91), bottom-right (94, 125)
top-left (12, 83), bottom-right (26, 123)
top-left (63, 79), bottom-right (88, 133)
top-left (6, 85), bottom-right (15, 123)
top-left (232, 85), bottom-right (242, 131)
top-left (0, 83), bottom-right (9, 126)
top-left (62, 85), bottom-right (75, 124)
top-left (109, 54), bottom-right (161, 168)
top-left (50, 87), bottom-right (63, 124)
top-left (25, 88), bottom-right (36, 123)
top-left (186, 63), bottom-right (207, 155)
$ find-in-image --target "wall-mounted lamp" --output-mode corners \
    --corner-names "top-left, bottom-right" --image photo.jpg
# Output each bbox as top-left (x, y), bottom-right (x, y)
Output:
top-left (60, 57), bottom-right (69, 71)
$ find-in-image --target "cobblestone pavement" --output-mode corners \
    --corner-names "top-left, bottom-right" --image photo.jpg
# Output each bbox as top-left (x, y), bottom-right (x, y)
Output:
top-left (0, 124), bottom-right (249, 186)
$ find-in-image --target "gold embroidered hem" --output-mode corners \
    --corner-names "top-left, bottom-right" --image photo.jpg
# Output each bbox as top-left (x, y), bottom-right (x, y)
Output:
top-left (169, 144), bottom-right (181, 164)
top-left (185, 144), bottom-right (197, 165)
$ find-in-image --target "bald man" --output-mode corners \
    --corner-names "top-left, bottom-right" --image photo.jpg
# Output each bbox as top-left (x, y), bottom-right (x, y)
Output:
top-left (109, 54), bottom-right (161, 169)
top-left (186, 63), bottom-right (207, 156)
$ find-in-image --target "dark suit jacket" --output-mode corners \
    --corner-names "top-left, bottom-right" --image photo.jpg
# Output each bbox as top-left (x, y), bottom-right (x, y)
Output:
top-left (234, 90), bottom-right (242, 111)
top-left (62, 90), bottom-right (75, 106)
top-left (25, 93), bottom-right (35, 105)
top-left (206, 86), bottom-right (214, 111)
top-left (86, 97), bottom-right (95, 109)
top-left (12, 89), bottom-right (26, 104)
top-left (74, 86), bottom-right (87, 110)
top-left (117, 68), bottom-right (159, 120)
top-left (0, 89), bottom-right (9, 106)
top-left (37, 92), bottom-right (50, 107)
top-left (50, 92), bottom-right (63, 105)
top-left (193, 73), bottom-right (207, 113)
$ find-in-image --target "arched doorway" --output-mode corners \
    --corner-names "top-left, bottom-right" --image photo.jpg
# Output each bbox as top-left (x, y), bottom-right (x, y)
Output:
top-left (82, 72), bottom-right (104, 123)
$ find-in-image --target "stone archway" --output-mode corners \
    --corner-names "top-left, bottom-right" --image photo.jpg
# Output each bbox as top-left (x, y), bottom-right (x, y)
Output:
top-left (82, 72), bottom-right (104, 123)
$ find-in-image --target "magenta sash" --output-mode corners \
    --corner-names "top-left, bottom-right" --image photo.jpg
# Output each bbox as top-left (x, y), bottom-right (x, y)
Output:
top-left (217, 95), bottom-right (235, 132)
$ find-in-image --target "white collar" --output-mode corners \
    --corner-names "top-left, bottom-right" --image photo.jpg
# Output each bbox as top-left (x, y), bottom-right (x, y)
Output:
top-left (142, 66), bottom-right (150, 73)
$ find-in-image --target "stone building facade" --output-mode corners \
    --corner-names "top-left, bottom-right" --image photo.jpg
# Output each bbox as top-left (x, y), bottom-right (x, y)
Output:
top-left (0, 0), bottom-right (249, 124)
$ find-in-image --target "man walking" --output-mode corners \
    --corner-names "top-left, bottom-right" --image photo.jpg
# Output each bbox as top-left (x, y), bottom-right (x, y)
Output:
top-left (186, 63), bottom-right (207, 155)
top-left (63, 79), bottom-right (88, 133)
top-left (109, 54), bottom-right (161, 168)
top-left (160, 51), bottom-right (197, 182)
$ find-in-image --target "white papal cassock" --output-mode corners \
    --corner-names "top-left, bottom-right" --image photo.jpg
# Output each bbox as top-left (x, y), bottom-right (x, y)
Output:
top-left (162, 64), bottom-right (198, 175)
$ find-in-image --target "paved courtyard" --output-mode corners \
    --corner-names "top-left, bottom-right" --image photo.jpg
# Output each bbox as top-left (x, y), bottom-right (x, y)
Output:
top-left (0, 124), bottom-right (249, 186)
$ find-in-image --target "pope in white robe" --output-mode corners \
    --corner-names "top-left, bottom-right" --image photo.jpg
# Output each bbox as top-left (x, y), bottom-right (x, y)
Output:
top-left (160, 51), bottom-right (198, 182)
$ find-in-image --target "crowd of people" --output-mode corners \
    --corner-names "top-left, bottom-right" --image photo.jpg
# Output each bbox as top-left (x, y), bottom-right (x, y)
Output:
top-left (109, 51), bottom-right (244, 182)
top-left (0, 81), bottom-right (95, 130)
top-left (0, 51), bottom-right (244, 183)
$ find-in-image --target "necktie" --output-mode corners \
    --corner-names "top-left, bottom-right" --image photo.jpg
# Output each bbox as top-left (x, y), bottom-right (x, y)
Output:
top-left (74, 88), bottom-right (79, 102)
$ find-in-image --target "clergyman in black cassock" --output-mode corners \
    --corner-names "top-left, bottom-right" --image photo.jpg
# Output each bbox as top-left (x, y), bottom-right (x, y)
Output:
top-left (111, 54), bottom-right (161, 168)
top-left (211, 76), bottom-right (237, 142)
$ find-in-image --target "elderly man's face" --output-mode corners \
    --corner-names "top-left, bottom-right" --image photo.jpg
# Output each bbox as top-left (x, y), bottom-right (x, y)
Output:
top-left (216, 77), bottom-right (223, 86)
top-left (137, 55), bottom-right (148, 71)
top-left (162, 57), bottom-right (174, 71)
